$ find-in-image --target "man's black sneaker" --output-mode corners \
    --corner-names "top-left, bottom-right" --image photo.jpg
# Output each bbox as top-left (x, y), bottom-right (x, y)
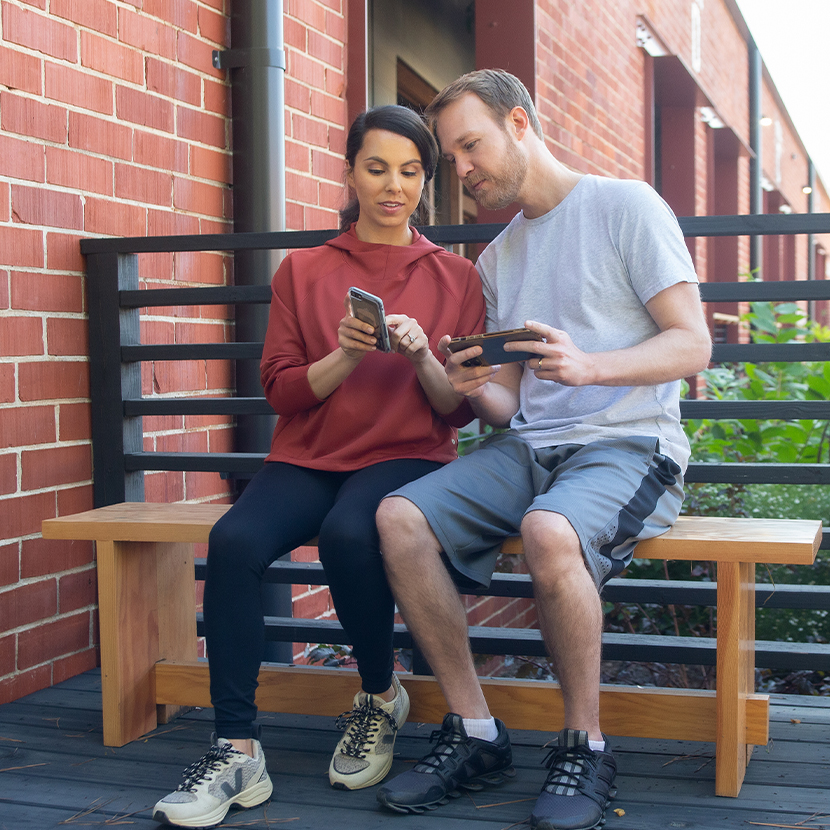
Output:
top-left (376, 712), bottom-right (514, 814)
top-left (531, 729), bottom-right (617, 830)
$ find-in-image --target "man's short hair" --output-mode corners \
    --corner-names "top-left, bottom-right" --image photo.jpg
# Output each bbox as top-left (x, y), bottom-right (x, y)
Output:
top-left (425, 69), bottom-right (544, 140)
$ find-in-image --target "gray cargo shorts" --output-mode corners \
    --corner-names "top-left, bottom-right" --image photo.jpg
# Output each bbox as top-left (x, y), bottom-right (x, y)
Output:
top-left (383, 431), bottom-right (684, 591)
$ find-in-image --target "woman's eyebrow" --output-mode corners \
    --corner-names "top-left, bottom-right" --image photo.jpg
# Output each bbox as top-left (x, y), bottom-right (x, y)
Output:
top-left (363, 156), bottom-right (422, 166)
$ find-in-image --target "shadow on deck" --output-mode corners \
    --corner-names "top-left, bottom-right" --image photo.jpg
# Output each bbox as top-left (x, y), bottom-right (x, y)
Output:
top-left (0, 669), bottom-right (828, 829)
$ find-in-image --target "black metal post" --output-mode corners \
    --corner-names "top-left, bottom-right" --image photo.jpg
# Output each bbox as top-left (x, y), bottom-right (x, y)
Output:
top-left (748, 38), bottom-right (763, 279)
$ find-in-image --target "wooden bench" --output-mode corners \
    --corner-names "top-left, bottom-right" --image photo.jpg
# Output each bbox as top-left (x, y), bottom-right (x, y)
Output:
top-left (42, 502), bottom-right (821, 798)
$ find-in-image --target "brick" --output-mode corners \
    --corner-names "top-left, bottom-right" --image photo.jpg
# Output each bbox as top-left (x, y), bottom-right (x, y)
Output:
top-left (311, 150), bottom-right (346, 183)
top-left (46, 317), bottom-right (88, 357)
top-left (46, 233), bottom-right (85, 273)
top-left (0, 133), bottom-right (44, 184)
top-left (177, 107), bottom-right (226, 148)
top-left (115, 86), bottom-right (175, 133)
top-left (22, 443), bottom-right (91, 489)
top-left (197, 5), bottom-right (228, 45)
top-left (157, 430), bottom-right (208, 453)
top-left (144, 0), bottom-right (198, 32)
top-left (200, 217), bottom-right (232, 235)
top-left (307, 30), bottom-right (342, 68)
top-left (118, 9), bottom-right (177, 59)
top-left (53, 646), bottom-right (98, 684)
top-left (0, 456), bottom-right (17, 498)
top-left (0, 579), bottom-right (57, 630)
top-left (56, 484), bottom-right (93, 517)
top-left (18, 360), bottom-right (89, 402)
top-left (45, 61), bottom-right (113, 115)
top-left (0, 633), bottom-right (14, 675)
top-left (151, 360), bottom-right (206, 394)
top-left (81, 30), bottom-right (144, 84)
top-left (287, 169), bottom-right (318, 205)
top-left (146, 56), bottom-right (200, 106)
top-left (173, 178), bottom-right (225, 217)
top-left (57, 402), bottom-right (91, 442)
top-left (114, 163), bottom-right (174, 207)
top-left (46, 147), bottom-right (112, 196)
top-left (0, 91), bottom-right (67, 144)
top-left (287, 50), bottom-right (325, 89)
top-left (68, 111), bottom-right (132, 162)
top-left (0, 406), bottom-right (55, 450)
top-left (319, 180), bottom-right (343, 209)
top-left (288, 0), bottom-right (327, 32)
top-left (84, 197), bottom-right (146, 237)
top-left (147, 209), bottom-right (200, 237)
top-left (190, 145), bottom-right (231, 184)
top-left (185, 469), bottom-right (231, 501)
top-left (324, 6), bottom-right (346, 41)
top-left (287, 140), bottom-right (311, 174)
top-left (11, 271), bottom-right (83, 313)
top-left (284, 17), bottom-right (307, 51)
top-left (21, 537), bottom-right (93, 579)
top-left (0, 44), bottom-right (41, 94)
top-left (144, 470), bottom-right (185, 503)
top-left (0, 364), bottom-right (15, 403)
top-left (11, 184), bottom-right (83, 230)
top-left (176, 30), bottom-right (223, 78)
top-left (174, 250), bottom-right (228, 285)
top-left (134, 130), bottom-right (189, 175)
top-left (2, 2), bottom-right (77, 61)
top-left (51, 0), bottom-right (117, 37)
top-left (0, 182), bottom-right (7, 223)
top-left (310, 89), bottom-right (345, 124)
top-left (0, 226), bottom-right (43, 268)
top-left (1, 315), bottom-right (43, 358)
top-left (285, 77), bottom-right (311, 113)
top-left (0, 665), bottom-right (51, 706)
top-left (58, 568), bottom-right (97, 613)
top-left (292, 113), bottom-right (328, 148)
top-left (205, 358), bottom-right (233, 391)
top-left (18, 611), bottom-right (91, 670)
top-left (203, 78), bottom-right (229, 117)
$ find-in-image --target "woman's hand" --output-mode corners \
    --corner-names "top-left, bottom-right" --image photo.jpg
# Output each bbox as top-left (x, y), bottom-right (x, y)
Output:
top-left (387, 314), bottom-right (430, 364)
top-left (337, 295), bottom-right (378, 362)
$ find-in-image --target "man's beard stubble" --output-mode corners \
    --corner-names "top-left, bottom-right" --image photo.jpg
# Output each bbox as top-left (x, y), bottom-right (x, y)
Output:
top-left (465, 138), bottom-right (528, 211)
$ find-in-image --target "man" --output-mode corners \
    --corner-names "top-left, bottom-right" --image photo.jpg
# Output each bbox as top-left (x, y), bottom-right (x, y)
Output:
top-left (374, 69), bottom-right (711, 830)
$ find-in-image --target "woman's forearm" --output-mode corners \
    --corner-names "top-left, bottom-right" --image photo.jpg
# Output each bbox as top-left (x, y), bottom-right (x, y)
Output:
top-left (306, 348), bottom-right (364, 401)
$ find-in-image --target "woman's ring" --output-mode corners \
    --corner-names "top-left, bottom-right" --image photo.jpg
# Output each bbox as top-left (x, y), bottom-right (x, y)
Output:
top-left (537, 357), bottom-right (544, 370)
top-left (408, 334), bottom-right (415, 344)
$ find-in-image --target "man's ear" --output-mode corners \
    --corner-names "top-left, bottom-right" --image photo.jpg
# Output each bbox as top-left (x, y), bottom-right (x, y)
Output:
top-left (508, 106), bottom-right (531, 140)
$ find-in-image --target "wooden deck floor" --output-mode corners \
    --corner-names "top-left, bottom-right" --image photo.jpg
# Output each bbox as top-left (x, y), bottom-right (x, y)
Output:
top-left (0, 669), bottom-right (828, 829)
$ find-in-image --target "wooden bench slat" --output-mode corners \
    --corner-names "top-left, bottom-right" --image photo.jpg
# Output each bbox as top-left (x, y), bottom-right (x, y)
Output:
top-left (43, 503), bottom-right (821, 565)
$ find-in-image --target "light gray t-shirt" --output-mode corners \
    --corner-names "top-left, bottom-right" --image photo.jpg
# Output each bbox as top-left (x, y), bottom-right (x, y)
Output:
top-left (475, 175), bottom-right (699, 469)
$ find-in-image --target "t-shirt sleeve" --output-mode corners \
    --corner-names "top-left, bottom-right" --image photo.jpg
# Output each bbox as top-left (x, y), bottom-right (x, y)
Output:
top-left (617, 182), bottom-right (699, 306)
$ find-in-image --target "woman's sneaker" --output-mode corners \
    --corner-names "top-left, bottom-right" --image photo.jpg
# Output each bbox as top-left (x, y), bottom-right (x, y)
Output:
top-left (377, 712), bottom-right (514, 813)
top-left (153, 736), bottom-right (273, 828)
top-left (531, 729), bottom-right (617, 830)
top-left (329, 674), bottom-right (410, 790)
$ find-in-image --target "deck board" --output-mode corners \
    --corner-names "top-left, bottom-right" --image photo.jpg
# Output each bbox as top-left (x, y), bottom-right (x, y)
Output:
top-left (0, 670), bottom-right (828, 829)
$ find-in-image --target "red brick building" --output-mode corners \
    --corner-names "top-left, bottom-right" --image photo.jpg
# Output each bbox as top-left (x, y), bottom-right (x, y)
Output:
top-left (1, 0), bottom-right (828, 703)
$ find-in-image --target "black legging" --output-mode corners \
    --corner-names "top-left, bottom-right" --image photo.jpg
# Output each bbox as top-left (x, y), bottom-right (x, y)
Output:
top-left (203, 458), bottom-right (442, 739)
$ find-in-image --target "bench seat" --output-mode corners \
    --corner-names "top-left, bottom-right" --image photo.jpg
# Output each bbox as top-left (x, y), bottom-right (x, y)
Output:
top-left (42, 502), bottom-right (821, 797)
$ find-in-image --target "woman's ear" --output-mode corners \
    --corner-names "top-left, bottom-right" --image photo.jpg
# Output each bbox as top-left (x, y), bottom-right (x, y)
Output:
top-left (345, 165), bottom-right (355, 188)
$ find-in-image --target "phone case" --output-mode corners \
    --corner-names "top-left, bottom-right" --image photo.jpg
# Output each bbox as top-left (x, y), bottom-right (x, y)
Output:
top-left (348, 287), bottom-right (392, 352)
top-left (448, 328), bottom-right (543, 367)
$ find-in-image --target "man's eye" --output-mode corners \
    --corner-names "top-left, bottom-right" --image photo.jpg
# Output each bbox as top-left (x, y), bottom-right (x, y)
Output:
top-left (465, 140), bottom-right (477, 151)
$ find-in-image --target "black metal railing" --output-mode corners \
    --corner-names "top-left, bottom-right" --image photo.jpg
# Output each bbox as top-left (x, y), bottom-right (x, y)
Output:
top-left (81, 212), bottom-right (830, 673)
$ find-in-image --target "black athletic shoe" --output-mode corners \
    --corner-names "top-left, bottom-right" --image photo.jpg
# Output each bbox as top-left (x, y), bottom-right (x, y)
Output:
top-left (376, 712), bottom-right (514, 814)
top-left (531, 729), bottom-right (617, 830)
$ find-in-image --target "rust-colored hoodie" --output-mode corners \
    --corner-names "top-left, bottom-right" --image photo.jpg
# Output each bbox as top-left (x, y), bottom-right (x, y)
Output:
top-left (260, 226), bottom-right (485, 470)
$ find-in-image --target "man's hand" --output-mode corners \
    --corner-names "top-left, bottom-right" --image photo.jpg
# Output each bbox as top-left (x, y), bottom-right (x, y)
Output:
top-left (504, 320), bottom-right (596, 386)
top-left (437, 335), bottom-right (500, 398)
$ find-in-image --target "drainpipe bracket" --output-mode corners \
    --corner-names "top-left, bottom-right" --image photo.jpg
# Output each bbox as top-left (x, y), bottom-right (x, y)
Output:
top-left (212, 48), bottom-right (287, 71)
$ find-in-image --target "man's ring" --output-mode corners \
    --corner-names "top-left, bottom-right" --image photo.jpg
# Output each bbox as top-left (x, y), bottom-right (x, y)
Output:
top-left (408, 334), bottom-right (415, 344)
top-left (537, 357), bottom-right (544, 370)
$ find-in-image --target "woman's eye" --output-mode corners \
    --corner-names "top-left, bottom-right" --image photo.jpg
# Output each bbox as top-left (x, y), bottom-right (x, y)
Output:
top-left (368, 168), bottom-right (384, 175)
top-left (402, 170), bottom-right (418, 177)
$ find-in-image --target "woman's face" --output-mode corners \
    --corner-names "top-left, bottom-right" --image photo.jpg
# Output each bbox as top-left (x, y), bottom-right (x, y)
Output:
top-left (347, 128), bottom-right (426, 245)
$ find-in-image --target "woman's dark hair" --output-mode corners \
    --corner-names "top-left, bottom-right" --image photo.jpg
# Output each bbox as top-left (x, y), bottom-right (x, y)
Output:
top-left (339, 105), bottom-right (438, 232)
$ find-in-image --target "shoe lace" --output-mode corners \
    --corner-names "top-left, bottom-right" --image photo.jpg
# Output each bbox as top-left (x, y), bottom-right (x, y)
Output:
top-left (411, 722), bottom-right (465, 774)
top-left (335, 701), bottom-right (397, 759)
top-left (176, 743), bottom-right (237, 792)
top-left (541, 742), bottom-right (598, 796)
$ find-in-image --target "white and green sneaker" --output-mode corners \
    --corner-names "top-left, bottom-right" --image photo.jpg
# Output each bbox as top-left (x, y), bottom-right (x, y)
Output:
top-left (329, 674), bottom-right (410, 790)
top-left (153, 735), bottom-right (273, 828)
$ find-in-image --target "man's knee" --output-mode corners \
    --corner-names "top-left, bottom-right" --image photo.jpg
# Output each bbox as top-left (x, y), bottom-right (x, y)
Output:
top-left (376, 496), bottom-right (441, 567)
top-left (520, 510), bottom-right (586, 582)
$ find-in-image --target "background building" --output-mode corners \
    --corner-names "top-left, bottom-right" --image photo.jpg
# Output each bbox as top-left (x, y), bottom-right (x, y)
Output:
top-left (1, 0), bottom-right (828, 703)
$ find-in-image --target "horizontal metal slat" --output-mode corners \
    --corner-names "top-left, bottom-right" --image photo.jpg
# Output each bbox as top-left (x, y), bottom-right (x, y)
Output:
top-left (680, 400), bottom-right (830, 419)
top-left (711, 343), bottom-right (830, 363)
top-left (120, 284), bottom-right (272, 309)
top-left (686, 462), bottom-right (830, 484)
top-left (125, 452), bottom-right (265, 472)
top-left (700, 280), bottom-right (830, 303)
top-left (121, 343), bottom-right (263, 361)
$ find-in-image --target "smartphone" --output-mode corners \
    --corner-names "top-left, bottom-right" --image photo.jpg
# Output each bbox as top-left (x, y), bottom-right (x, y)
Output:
top-left (448, 327), bottom-right (544, 367)
top-left (348, 287), bottom-right (392, 352)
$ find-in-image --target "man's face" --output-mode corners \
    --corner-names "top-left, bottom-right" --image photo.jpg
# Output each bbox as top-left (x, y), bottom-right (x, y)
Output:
top-left (434, 93), bottom-right (528, 211)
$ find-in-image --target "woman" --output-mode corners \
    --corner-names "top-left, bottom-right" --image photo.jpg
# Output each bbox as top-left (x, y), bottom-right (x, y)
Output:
top-left (153, 105), bottom-right (485, 828)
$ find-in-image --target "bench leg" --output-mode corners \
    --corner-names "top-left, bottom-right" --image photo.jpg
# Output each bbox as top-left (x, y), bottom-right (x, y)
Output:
top-left (715, 560), bottom-right (756, 797)
top-left (96, 540), bottom-right (197, 747)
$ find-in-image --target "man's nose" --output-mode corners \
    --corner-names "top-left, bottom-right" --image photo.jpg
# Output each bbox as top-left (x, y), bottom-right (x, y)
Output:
top-left (454, 156), bottom-right (473, 179)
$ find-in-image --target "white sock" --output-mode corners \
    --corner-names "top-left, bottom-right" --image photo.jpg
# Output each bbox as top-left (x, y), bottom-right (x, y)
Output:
top-left (463, 716), bottom-right (498, 742)
top-left (588, 738), bottom-right (606, 752)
